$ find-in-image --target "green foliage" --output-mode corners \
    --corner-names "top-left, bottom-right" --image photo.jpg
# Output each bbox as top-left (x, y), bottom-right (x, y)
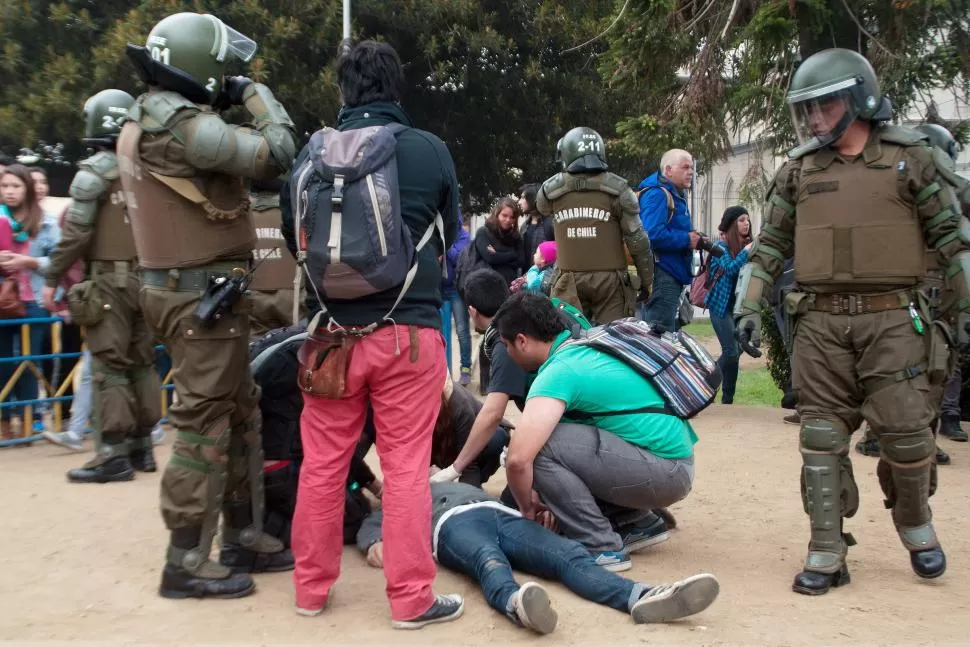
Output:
top-left (760, 302), bottom-right (790, 392)
top-left (604, 0), bottom-right (970, 166)
top-left (0, 0), bottom-right (631, 212)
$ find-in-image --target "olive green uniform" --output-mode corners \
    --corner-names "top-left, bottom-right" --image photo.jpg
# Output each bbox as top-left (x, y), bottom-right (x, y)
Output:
top-left (736, 124), bottom-right (970, 580)
top-left (536, 172), bottom-right (653, 324)
top-left (248, 192), bottom-right (301, 338)
top-left (117, 83), bottom-right (296, 578)
top-left (45, 151), bottom-right (160, 464)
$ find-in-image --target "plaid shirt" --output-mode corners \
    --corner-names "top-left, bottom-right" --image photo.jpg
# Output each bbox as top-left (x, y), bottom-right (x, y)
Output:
top-left (703, 241), bottom-right (749, 318)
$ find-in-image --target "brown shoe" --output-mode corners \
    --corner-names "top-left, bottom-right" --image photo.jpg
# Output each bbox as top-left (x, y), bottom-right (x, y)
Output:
top-left (783, 413), bottom-right (801, 425)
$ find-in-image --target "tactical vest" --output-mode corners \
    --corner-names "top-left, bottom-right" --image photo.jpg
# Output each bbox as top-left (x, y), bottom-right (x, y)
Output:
top-left (549, 185), bottom-right (625, 272)
top-left (249, 193), bottom-right (296, 292)
top-left (794, 143), bottom-right (925, 292)
top-left (85, 156), bottom-right (137, 262)
top-left (116, 120), bottom-right (256, 269)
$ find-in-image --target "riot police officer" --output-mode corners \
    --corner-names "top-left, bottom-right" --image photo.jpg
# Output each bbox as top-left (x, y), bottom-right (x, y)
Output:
top-left (248, 177), bottom-right (301, 338)
top-left (117, 11), bottom-right (297, 599)
top-left (536, 127), bottom-right (653, 324)
top-left (42, 89), bottom-right (162, 483)
top-left (734, 48), bottom-right (970, 595)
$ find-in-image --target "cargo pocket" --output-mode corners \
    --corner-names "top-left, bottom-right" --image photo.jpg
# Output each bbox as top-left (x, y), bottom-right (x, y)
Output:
top-left (176, 316), bottom-right (243, 401)
top-left (66, 280), bottom-right (106, 328)
top-left (926, 320), bottom-right (956, 387)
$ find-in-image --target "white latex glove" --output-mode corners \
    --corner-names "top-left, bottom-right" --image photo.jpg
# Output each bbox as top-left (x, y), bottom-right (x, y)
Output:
top-left (430, 464), bottom-right (461, 483)
top-left (499, 445), bottom-right (509, 468)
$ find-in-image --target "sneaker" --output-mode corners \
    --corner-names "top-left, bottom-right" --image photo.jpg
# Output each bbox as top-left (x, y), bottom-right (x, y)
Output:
top-left (42, 431), bottom-right (84, 452)
top-left (631, 573), bottom-right (720, 624)
top-left (620, 514), bottom-right (670, 553)
top-left (593, 551), bottom-right (632, 573)
top-left (783, 413), bottom-right (800, 425)
top-left (939, 415), bottom-right (968, 442)
top-left (295, 602), bottom-right (327, 617)
top-left (151, 426), bottom-right (166, 446)
top-left (459, 367), bottom-right (472, 387)
top-left (391, 593), bottom-right (464, 629)
top-left (855, 438), bottom-right (880, 457)
top-left (510, 582), bottom-right (557, 634)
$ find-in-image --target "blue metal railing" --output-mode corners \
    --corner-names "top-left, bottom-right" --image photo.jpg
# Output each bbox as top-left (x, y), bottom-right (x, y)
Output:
top-left (0, 315), bottom-right (173, 449)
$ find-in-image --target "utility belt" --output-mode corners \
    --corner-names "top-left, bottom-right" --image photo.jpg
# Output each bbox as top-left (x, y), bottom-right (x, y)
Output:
top-left (140, 262), bottom-right (250, 292)
top-left (88, 260), bottom-right (137, 289)
top-left (797, 290), bottom-right (912, 316)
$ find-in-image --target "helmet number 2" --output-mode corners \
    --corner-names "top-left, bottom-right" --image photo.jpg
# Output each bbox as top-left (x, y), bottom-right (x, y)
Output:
top-left (205, 78), bottom-right (218, 93)
top-left (101, 115), bottom-right (123, 130)
top-left (150, 46), bottom-right (171, 65)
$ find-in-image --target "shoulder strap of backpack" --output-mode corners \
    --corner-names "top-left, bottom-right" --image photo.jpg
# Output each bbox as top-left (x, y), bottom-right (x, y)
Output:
top-left (635, 185), bottom-right (676, 224)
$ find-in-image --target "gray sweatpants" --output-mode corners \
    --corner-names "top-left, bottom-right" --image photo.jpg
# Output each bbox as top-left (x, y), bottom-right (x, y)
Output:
top-left (532, 422), bottom-right (694, 553)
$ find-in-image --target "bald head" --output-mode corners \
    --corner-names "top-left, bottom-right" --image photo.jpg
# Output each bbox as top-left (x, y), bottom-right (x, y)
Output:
top-left (660, 149), bottom-right (694, 190)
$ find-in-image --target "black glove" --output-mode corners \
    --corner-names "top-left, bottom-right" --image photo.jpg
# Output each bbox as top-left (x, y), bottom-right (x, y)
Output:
top-left (225, 76), bottom-right (254, 105)
top-left (735, 313), bottom-right (762, 358)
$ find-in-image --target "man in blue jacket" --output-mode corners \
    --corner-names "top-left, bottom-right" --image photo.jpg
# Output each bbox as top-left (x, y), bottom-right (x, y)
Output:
top-left (637, 149), bottom-right (699, 331)
top-left (444, 216), bottom-right (473, 385)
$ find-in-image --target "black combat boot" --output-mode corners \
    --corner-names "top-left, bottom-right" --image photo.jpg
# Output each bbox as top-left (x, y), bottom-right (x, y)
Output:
top-left (792, 564), bottom-right (850, 595)
top-left (935, 446), bottom-right (951, 466)
top-left (159, 528), bottom-right (255, 599)
top-left (129, 437), bottom-right (157, 472)
top-left (939, 415), bottom-right (968, 442)
top-left (67, 443), bottom-right (134, 483)
top-left (219, 503), bottom-right (295, 574)
top-left (911, 547), bottom-right (946, 579)
top-left (855, 437), bottom-right (880, 457)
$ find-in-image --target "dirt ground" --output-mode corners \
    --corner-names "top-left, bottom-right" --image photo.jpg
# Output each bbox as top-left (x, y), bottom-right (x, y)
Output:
top-left (3, 397), bottom-right (970, 646)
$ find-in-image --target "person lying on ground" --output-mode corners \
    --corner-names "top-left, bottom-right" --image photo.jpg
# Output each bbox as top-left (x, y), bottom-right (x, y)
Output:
top-left (357, 481), bottom-right (719, 635)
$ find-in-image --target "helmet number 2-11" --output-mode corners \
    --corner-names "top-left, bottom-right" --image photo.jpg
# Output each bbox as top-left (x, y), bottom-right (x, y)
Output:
top-left (150, 46), bottom-right (171, 65)
top-left (576, 140), bottom-right (602, 153)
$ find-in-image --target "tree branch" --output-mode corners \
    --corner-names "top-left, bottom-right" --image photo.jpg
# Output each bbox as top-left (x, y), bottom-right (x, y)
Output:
top-left (561, 0), bottom-right (633, 54)
top-left (838, 0), bottom-right (897, 59)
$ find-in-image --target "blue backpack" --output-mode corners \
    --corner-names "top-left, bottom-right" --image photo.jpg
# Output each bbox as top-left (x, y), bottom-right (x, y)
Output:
top-left (292, 124), bottom-right (443, 332)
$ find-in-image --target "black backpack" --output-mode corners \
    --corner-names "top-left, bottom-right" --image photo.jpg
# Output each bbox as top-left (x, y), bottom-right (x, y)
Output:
top-left (454, 242), bottom-right (490, 299)
top-left (250, 326), bottom-right (371, 547)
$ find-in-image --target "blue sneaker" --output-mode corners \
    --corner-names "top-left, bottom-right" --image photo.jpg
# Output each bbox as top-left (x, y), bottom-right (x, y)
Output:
top-left (391, 593), bottom-right (464, 629)
top-left (593, 550), bottom-right (632, 572)
top-left (621, 514), bottom-right (670, 553)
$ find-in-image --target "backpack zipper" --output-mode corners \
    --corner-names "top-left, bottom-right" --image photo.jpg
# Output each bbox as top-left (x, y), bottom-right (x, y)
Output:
top-left (366, 174), bottom-right (388, 256)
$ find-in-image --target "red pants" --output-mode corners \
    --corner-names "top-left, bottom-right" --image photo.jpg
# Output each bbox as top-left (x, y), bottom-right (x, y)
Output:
top-left (292, 325), bottom-right (445, 620)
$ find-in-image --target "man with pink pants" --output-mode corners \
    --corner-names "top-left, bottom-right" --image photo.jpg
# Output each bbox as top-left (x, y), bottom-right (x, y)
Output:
top-left (280, 40), bottom-right (463, 629)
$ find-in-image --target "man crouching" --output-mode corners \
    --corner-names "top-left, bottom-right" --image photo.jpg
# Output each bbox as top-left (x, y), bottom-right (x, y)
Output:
top-left (495, 292), bottom-right (699, 572)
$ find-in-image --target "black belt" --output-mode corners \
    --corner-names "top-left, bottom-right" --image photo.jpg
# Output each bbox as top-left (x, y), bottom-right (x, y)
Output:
top-left (140, 262), bottom-right (248, 292)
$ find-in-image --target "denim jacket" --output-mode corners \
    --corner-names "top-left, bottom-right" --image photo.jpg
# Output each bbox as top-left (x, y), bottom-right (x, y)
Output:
top-left (15, 214), bottom-right (61, 305)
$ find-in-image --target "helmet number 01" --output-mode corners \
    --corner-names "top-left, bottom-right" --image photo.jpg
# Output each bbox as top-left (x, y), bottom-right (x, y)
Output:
top-left (150, 46), bottom-right (171, 65)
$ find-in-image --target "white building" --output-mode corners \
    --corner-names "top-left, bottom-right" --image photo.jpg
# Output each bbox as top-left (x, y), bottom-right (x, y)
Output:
top-left (694, 88), bottom-right (970, 235)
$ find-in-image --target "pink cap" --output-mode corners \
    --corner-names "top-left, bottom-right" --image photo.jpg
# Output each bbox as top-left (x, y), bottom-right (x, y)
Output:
top-left (538, 241), bottom-right (557, 265)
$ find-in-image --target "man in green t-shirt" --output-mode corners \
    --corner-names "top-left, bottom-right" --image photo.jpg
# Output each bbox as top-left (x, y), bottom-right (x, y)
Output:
top-left (495, 293), bottom-right (698, 572)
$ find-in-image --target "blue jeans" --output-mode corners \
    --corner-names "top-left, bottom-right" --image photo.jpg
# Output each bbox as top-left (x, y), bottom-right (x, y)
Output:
top-left (638, 267), bottom-right (683, 333)
top-left (436, 507), bottom-right (642, 621)
top-left (710, 310), bottom-right (740, 403)
top-left (445, 289), bottom-right (472, 369)
top-left (0, 302), bottom-right (49, 420)
top-left (67, 350), bottom-right (92, 438)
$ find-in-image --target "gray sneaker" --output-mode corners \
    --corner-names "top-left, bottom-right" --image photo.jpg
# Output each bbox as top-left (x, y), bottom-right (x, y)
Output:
top-left (391, 593), bottom-right (464, 629)
top-left (510, 582), bottom-right (557, 634)
top-left (151, 426), bottom-right (166, 445)
top-left (631, 573), bottom-right (720, 623)
top-left (42, 431), bottom-right (83, 452)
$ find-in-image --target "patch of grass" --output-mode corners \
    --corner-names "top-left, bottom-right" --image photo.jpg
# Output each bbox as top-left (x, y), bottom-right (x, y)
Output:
top-left (682, 319), bottom-right (715, 340)
top-left (732, 367), bottom-right (783, 407)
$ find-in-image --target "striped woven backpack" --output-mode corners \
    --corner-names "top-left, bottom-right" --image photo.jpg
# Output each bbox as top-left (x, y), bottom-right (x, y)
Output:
top-left (561, 318), bottom-right (721, 419)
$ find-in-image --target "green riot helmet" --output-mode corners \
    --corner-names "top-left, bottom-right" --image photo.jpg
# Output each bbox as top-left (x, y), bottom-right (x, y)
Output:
top-left (81, 89), bottom-right (135, 148)
top-left (786, 48), bottom-right (892, 157)
top-left (125, 12), bottom-right (257, 105)
top-left (915, 123), bottom-right (961, 161)
top-left (559, 127), bottom-right (608, 173)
